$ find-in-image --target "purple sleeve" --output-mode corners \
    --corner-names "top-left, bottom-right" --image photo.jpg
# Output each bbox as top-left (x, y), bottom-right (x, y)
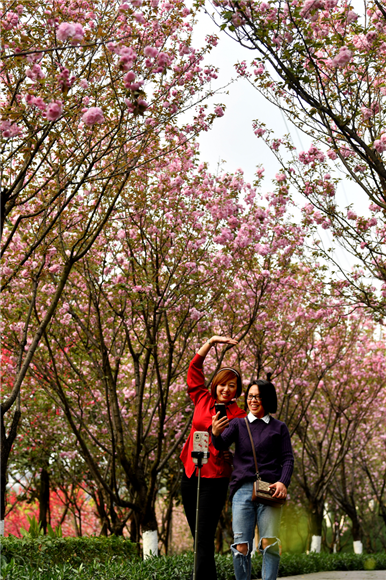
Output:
top-left (279, 424), bottom-right (294, 488)
top-left (211, 419), bottom-right (238, 450)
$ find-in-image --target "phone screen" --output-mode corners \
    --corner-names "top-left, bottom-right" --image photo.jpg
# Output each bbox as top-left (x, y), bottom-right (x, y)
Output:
top-left (215, 403), bottom-right (227, 420)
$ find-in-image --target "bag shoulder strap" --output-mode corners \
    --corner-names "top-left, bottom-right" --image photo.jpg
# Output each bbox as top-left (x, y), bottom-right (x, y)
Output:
top-left (244, 417), bottom-right (260, 478)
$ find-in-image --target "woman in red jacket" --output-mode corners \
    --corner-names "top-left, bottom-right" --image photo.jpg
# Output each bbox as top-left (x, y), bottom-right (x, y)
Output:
top-left (180, 335), bottom-right (246, 580)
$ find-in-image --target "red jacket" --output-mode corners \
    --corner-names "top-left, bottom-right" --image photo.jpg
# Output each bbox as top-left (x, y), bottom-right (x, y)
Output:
top-left (180, 354), bottom-right (246, 479)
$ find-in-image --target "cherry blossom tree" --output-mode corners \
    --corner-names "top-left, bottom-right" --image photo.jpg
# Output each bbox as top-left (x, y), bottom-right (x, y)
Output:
top-left (286, 315), bottom-right (385, 550)
top-left (0, 0), bottom-right (226, 533)
top-left (251, 130), bottom-right (386, 318)
top-left (5, 378), bottom-right (92, 536)
top-left (323, 386), bottom-right (386, 553)
top-left (208, 0), bottom-right (386, 316)
top-left (359, 425), bottom-right (386, 529)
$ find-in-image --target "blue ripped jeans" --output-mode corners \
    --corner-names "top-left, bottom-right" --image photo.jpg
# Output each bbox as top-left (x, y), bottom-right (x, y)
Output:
top-left (231, 482), bottom-right (282, 580)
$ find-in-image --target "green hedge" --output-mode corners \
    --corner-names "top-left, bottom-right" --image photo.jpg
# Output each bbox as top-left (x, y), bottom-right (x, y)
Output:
top-left (277, 552), bottom-right (386, 576)
top-left (0, 535), bottom-right (137, 567)
top-left (1, 542), bottom-right (385, 580)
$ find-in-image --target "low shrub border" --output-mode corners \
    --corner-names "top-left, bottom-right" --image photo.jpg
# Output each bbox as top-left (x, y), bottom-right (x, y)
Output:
top-left (276, 552), bottom-right (386, 577)
top-left (0, 541), bottom-right (385, 580)
top-left (0, 535), bottom-right (137, 567)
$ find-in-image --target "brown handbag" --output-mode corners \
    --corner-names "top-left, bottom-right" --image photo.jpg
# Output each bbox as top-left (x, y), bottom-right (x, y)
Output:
top-left (244, 417), bottom-right (286, 507)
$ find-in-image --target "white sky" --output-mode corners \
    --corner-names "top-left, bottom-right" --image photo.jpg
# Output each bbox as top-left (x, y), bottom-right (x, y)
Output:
top-left (192, 9), bottom-right (288, 186)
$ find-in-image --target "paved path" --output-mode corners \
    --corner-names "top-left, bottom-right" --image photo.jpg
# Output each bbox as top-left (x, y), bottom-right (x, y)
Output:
top-left (278, 572), bottom-right (386, 580)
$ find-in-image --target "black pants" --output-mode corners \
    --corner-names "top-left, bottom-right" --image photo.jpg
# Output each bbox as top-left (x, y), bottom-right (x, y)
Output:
top-left (181, 471), bottom-right (229, 580)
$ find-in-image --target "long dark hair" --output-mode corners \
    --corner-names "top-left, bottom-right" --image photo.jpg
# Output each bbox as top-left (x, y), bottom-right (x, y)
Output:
top-left (244, 373), bottom-right (277, 413)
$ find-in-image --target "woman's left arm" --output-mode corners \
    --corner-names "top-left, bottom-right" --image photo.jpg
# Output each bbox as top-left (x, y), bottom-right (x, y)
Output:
top-left (269, 424), bottom-right (294, 499)
top-left (197, 335), bottom-right (238, 358)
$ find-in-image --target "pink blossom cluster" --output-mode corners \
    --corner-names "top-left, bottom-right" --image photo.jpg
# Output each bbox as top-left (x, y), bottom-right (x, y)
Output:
top-left (46, 101), bottom-right (63, 121)
top-left (346, 10), bottom-right (358, 23)
top-left (25, 94), bottom-right (47, 111)
top-left (108, 44), bottom-right (137, 71)
top-left (2, 11), bottom-right (19, 30)
top-left (374, 133), bottom-right (386, 153)
top-left (213, 227), bottom-right (234, 245)
top-left (271, 139), bottom-right (282, 151)
top-left (81, 107), bottom-right (105, 125)
top-left (124, 98), bottom-right (148, 114)
top-left (254, 126), bottom-right (266, 137)
top-left (232, 12), bottom-right (245, 27)
top-left (123, 71), bottom-right (139, 89)
top-left (331, 46), bottom-right (353, 67)
top-left (144, 45), bottom-right (158, 58)
top-left (299, 144), bottom-right (326, 165)
top-left (352, 34), bottom-right (371, 51)
top-left (189, 307), bottom-right (203, 320)
top-left (300, 0), bottom-right (324, 20)
top-left (157, 51), bottom-right (171, 71)
top-left (0, 121), bottom-right (22, 139)
top-left (361, 106), bottom-right (373, 120)
top-left (133, 12), bottom-right (146, 24)
top-left (254, 63), bottom-right (265, 75)
top-left (26, 63), bottom-right (45, 81)
top-left (57, 67), bottom-right (76, 92)
top-left (57, 22), bottom-right (85, 44)
top-left (24, 95), bottom-right (63, 121)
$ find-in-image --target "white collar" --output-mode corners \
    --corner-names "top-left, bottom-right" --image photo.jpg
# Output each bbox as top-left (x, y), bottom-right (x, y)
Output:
top-left (248, 411), bottom-right (270, 424)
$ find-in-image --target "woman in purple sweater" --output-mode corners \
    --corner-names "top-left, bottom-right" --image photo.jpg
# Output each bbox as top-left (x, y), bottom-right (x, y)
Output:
top-left (212, 377), bottom-right (294, 580)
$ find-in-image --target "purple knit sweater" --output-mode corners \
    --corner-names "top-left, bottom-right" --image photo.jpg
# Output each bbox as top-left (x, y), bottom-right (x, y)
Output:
top-left (212, 416), bottom-right (294, 498)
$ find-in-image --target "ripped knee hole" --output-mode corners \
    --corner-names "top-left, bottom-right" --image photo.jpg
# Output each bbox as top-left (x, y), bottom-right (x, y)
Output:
top-left (260, 537), bottom-right (278, 550)
top-left (236, 542), bottom-right (249, 555)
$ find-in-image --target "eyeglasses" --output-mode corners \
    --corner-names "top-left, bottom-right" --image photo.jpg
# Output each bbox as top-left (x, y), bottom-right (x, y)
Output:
top-left (247, 395), bottom-right (262, 402)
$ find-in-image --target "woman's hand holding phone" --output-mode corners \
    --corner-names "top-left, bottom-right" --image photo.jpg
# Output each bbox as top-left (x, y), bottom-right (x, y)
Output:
top-left (212, 412), bottom-right (230, 436)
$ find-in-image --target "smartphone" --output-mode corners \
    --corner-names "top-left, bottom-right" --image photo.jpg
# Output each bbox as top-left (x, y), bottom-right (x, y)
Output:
top-left (192, 432), bottom-right (209, 465)
top-left (214, 403), bottom-right (228, 421)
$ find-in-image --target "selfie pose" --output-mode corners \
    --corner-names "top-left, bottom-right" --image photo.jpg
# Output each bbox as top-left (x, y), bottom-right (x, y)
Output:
top-left (180, 335), bottom-right (246, 580)
top-left (212, 378), bottom-right (294, 580)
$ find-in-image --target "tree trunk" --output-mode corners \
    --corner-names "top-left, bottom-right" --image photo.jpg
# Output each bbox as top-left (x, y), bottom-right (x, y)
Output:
top-left (350, 512), bottom-right (362, 542)
top-left (95, 490), bottom-right (110, 536)
top-left (141, 504), bottom-right (158, 533)
top-left (130, 513), bottom-right (140, 543)
top-left (0, 408), bottom-right (21, 535)
top-left (165, 508), bottom-right (172, 556)
top-left (308, 497), bottom-right (324, 551)
top-left (332, 519), bottom-right (340, 553)
top-left (141, 502), bottom-right (159, 558)
top-left (109, 502), bottom-right (125, 536)
top-left (38, 467), bottom-right (50, 534)
top-left (159, 496), bottom-right (174, 555)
